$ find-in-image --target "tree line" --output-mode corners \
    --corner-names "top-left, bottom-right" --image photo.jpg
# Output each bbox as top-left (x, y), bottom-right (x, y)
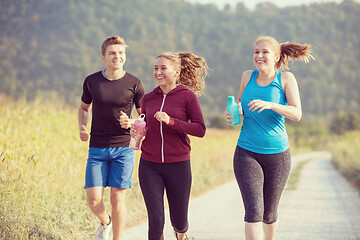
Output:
top-left (0, 0), bottom-right (359, 123)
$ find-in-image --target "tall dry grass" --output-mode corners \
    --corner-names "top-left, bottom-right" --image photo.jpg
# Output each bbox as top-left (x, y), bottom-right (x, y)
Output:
top-left (0, 95), bottom-right (92, 239)
top-left (329, 131), bottom-right (360, 189)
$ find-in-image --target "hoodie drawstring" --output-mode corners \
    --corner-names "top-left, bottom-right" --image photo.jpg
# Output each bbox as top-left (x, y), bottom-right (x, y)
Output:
top-left (159, 94), bottom-right (167, 163)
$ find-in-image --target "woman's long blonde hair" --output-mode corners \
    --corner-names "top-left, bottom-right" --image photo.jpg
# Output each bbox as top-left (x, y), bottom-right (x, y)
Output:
top-left (254, 36), bottom-right (314, 71)
top-left (156, 52), bottom-right (208, 96)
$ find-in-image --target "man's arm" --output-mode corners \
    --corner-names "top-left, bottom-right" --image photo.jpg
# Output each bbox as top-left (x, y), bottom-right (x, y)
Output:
top-left (78, 101), bottom-right (91, 141)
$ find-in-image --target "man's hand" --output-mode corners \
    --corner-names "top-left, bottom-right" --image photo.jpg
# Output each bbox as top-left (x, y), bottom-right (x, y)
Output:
top-left (119, 111), bottom-right (131, 129)
top-left (79, 125), bottom-right (89, 141)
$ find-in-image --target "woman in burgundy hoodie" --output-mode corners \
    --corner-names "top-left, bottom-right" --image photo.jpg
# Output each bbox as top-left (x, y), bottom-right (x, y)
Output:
top-left (139, 52), bottom-right (208, 240)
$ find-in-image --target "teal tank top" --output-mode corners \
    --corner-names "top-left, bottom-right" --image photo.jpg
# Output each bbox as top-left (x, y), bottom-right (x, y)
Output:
top-left (237, 69), bottom-right (289, 154)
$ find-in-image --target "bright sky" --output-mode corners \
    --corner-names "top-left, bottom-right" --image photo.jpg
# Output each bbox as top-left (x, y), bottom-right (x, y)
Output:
top-left (184, 0), bottom-right (358, 10)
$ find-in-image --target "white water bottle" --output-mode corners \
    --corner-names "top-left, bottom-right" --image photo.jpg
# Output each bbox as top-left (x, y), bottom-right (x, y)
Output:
top-left (129, 114), bottom-right (146, 150)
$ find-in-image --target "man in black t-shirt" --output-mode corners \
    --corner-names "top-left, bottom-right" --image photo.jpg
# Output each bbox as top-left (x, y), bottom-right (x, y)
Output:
top-left (78, 36), bottom-right (144, 240)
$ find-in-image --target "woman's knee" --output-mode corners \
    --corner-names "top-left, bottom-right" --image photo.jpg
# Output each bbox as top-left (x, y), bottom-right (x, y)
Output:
top-left (149, 213), bottom-right (164, 227)
top-left (263, 211), bottom-right (278, 224)
top-left (244, 206), bottom-right (263, 223)
top-left (173, 222), bottom-right (189, 234)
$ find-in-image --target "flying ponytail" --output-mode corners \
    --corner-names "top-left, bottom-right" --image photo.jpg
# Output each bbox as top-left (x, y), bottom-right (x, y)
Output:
top-left (156, 52), bottom-right (208, 96)
top-left (254, 36), bottom-right (314, 71)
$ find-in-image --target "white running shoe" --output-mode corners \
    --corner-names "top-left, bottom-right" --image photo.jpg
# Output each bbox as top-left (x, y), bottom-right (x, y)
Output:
top-left (95, 215), bottom-right (112, 240)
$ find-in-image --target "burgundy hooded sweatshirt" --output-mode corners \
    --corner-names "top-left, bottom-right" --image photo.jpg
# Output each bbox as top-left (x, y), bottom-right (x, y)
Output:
top-left (140, 85), bottom-right (206, 163)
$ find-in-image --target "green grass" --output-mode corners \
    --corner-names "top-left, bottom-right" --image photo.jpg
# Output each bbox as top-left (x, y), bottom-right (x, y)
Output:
top-left (0, 95), bottom-right (239, 239)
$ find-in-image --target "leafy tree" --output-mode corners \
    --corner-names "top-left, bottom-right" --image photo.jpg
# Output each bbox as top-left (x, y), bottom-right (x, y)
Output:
top-left (330, 112), bottom-right (360, 134)
top-left (0, 0), bottom-right (359, 119)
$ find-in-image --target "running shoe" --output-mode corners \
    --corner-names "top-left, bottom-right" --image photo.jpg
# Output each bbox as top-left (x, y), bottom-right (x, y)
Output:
top-left (95, 215), bottom-right (112, 240)
top-left (174, 230), bottom-right (194, 240)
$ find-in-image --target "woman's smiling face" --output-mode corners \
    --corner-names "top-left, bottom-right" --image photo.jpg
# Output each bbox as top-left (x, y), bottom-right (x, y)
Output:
top-left (153, 57), bottom-right (179, 91)
top-left (253, 41), bottom-right (279, 71)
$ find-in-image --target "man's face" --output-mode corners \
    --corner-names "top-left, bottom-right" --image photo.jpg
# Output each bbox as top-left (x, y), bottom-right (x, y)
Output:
top-left (102, 44), bottom-right (126, 71)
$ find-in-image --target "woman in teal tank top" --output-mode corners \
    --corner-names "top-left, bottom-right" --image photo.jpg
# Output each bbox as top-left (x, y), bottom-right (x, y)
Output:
top-left (226, 36), bottom-right (314, 240)
top-left (238, 69), bottom-right (289, 154)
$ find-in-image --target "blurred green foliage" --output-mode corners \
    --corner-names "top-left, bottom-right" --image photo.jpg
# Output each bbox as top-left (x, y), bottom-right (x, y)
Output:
top-left (330, 112), bottom-right (360, 134)
top-left (0, 0), bottom-right (359, 120)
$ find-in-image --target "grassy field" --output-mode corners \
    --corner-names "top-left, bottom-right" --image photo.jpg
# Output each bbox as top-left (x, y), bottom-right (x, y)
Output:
top-left (1, 95), bottom-right (359, 239)
top-left (328, 131), bottom-right (360, 189)
top-left (0, 95), bottom-right (239, 239)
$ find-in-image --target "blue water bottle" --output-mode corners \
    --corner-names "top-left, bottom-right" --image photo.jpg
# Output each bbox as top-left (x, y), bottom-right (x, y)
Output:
top-left (227, 96), bottom-right (241, 125)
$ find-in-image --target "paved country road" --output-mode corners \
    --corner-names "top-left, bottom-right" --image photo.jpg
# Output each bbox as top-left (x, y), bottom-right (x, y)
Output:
top-left (124, 152), bottom-right (360, 240)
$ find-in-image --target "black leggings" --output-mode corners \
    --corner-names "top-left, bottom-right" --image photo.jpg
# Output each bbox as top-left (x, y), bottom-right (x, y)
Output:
top-left (233, 146), bottom-right (291, 224)
top-left (139, 158), bottom-right (192, 240)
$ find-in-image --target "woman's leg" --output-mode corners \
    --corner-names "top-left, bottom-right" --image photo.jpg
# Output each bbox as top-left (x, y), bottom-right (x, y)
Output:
top-left (262, 222), bottom-right (277, 240)
top-left (245, 222), bottom-right (263, 240)
top-left (233, 146), bottom-right (264, 240)
top-left (164, 160), bottom-right (192, 239)
top-left (261, 149), bottom-right (291, 240)
top-left (139, 159), bottom-right (166, 240)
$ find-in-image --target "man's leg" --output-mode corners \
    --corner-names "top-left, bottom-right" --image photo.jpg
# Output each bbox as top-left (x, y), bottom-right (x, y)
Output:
top-left (86, 186), bottom-right (111, 226)
top-left (85, 147), bottom-right (111, 227)
top-left (110, 188), bottom-right (127, 240)
top-left (108, 147), bottom-right (134, 240)
top-left (108, 147), bottom-right (135, 239)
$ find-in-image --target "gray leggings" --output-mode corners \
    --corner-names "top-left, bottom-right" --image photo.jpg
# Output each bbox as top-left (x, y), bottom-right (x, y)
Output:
top-left (233, 146), bottom-right (291, 224)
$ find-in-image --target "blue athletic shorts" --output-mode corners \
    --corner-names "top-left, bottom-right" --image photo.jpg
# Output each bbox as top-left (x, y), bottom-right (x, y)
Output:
top-left (84, 147), bottom-right (135, 189)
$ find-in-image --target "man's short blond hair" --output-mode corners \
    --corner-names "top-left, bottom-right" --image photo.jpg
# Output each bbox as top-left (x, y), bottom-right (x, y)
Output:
top-left (101, 36), bottom-right (128, 56)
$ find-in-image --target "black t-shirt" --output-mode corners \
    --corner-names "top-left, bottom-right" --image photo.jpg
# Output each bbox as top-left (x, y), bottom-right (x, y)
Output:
top-left (81, 71), bottom-right (145, 148)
